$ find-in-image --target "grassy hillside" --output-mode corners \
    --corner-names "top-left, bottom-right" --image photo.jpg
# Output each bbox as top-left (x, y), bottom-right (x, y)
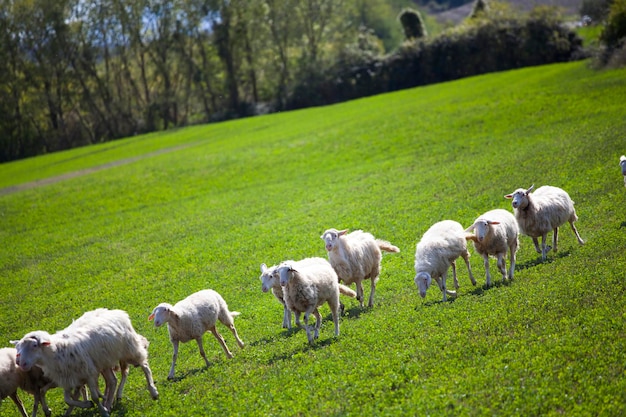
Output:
top-left (1, 60), bottom-right (625, 416)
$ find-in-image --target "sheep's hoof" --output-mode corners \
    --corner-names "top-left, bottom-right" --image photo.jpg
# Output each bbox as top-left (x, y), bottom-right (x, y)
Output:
top-left (167, 375), bottom-right (175, 381)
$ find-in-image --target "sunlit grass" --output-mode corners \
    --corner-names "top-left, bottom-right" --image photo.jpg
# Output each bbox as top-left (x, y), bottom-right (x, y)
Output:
top-left (1, 60), bottom-right (625, 416)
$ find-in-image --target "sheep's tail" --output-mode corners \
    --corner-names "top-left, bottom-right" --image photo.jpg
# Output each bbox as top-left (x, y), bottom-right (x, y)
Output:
top-left (230, 311), bottom-right (241, 318)
top-left (338, 284), bottom-right (357, 298)
top-left (465, 233), bottom-right (478, 242)
top-left (377, 239), bottom-right (400, 253)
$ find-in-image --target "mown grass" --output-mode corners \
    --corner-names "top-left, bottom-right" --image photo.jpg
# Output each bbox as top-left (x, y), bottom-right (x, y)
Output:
top-left (1, 60), bottom-right (625, 416)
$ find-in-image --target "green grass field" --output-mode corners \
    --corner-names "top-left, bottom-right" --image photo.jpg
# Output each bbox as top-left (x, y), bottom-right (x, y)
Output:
top-left (1, 59), bottom-right (625, 416)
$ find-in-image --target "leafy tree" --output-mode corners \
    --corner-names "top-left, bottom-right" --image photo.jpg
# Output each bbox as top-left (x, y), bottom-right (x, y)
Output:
top-left (398, 8), bottom-right (427, 40)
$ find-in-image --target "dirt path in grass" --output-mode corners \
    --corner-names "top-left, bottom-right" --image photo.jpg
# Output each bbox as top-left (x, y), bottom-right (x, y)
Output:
top-left (0, 144), bottom-right (192, 197)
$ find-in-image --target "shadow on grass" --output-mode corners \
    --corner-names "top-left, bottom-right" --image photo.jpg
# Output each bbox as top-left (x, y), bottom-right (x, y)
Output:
top-left (516, 249), bottom-right (571, 271)
top-left (620, 221), bottom-right (626, 229)
top-left (267, 336), bottom-right (339, 365)
top-left (250, 327), bottom-right (303, 347)
top-left (163, 366), bottom-right (210, 383)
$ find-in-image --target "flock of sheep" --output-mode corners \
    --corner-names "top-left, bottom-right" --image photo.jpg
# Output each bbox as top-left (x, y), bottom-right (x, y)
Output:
top-left (11, 154), bottom-right (626, 417)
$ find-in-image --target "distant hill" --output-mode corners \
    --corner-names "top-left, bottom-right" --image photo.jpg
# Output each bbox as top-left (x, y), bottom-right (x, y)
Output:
top-left (434, 0), bottom-right (584, 25)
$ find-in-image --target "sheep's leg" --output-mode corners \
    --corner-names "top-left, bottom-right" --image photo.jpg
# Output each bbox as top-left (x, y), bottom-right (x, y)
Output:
top-left (532, 237), bottom-right (541, 254)
top-left (9, 392), bottom-right (29, 417)
top-left (553, 227), bottom-right (559, 253)
top-left (483, 254), bottom-right (492, 287)
top-left (461, 250), bottom-right (476, 285)
top-left (312, 308), bottom-right (322, 340)
top-left (227, 322), bottom-right (245, 349)
top-left (303, 311), bottom-right (314, 344)
top-left (38, 381), bottom-right (56, 417)
top-left (139, 362), bottom-right (159, 400)
top-left (294, 311), bottom-right (303, 329)
top-left (451, 260), bottom-right (459, 290)
top-left (329, 300), bottom-right (340, 337)
top-left (368, 278), bottom-right (377, 307)
top-left (496, 253), bottom-right (507, 282)
top-left (209, 327), bottom-right (234, 359)
top-left (355, 280), bottom-right (365, 307)
top-left (509, 242), bottom-right (517, 279)
top-left (282, 305), bottom-right (292, 329)
top-left (62, 385), bottom-right (99, 415)
top-left (115, 362), bottom-right (129, 401)
top-left (541, 233), bottom-right (551, 261)
top-left (168, 340), bottom-right (180, 380)
top-left (569, 220), bottom-right (585, 245)
top-left (101, 367), bottom-right (117, 412)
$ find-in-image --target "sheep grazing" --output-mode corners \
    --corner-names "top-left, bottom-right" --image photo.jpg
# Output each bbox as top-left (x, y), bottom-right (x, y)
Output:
top-left (277, 257), bottom-right (342, 344)
top-left (321, 228), bottom-right (400, 308)
top-left (12, 308), bottom-right (159, 417)
top-left (504, 185), bottom-right (584, 261)
top-left (149, 289), bottom-right (245, 380)
top-left (620, 155), bottom-right (626, 187)
top-left (260, 261), bottom-right (357, 330)
top-left (0, 347), bottom-right (53, 417)
top-left (414, 220), bottom-right (476, 302)
top-left (465, 209), bottom-right (519, 287)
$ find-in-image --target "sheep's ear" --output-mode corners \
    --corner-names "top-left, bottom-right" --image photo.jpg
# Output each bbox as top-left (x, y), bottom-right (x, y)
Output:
top-left (260, 263), bottom-right (267, 273)
top-left (9, 340), bottom-right (18, 345)
top-left (504, 193), bottom-right (513, 199)
top-left (487, 221), bottom-right (500, 225)
top-left (148, 313), bottom-right (155, 321)
top-left (41, 341), bottom-right (51, 347)
top-left (339, 229), bottom-right (348, 236)
top-left (526, 184), bottom-right (535, 194)
top-left (464, 224), bottom-right (475, 232)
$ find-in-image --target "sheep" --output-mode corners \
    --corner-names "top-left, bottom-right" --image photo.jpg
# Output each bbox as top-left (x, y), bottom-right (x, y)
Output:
top-left (464, 209), bottom-right (519, 287)
top-left (414, 220), bottom-right (476, 302)
top-left (260, 262), bottom-right (357, 329)
top-left (12, 308), bottom-right (159, 417)
top-left (321, 228), bottom-right (400, 308)
top-left (620, 155), bottom-right (626, 187)
top-left (0, 347), bottom-right (54, 417)
top-left (149, 289), bottom-right (245, 380)
top-left (504, 185), bottom-right (584, 261)
top-left (276, 257), bottom-right (342, 344)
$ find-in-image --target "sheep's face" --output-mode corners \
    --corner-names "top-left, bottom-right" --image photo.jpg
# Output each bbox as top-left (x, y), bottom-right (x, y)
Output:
top-left (472, 219), bottom-right (498, 242)
top-left (321, 228), bottom-right (347, 252)
top-left (260, 264), bottom-right (279, 293)
top-left (277, 264), bottom-right (294, 286)
top-left (414, 272), bottom-right (432, 298)
top-left (504, 188), bottom-right (529, 210)
top-left (620, 156), bottom-right (626, 175)
top-left (148, 305), bottom-right (171, 327)
top-left (11, 332), bottom-right (49, 372)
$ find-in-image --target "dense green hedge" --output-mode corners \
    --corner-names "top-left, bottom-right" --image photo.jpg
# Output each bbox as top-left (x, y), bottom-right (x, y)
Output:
top-left (288, 15), bottom-right (584, 108)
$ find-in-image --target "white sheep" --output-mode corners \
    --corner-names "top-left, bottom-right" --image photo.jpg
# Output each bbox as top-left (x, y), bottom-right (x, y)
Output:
top-left (465, 209), bottom-right (519, 287)
top-left (12, 308), bottom-right (159, 417)
top-left (260, 261), bottom-right (357, 329)
top-left (504, 185), bottom-right (584, 261)
top-left (277, 257), bottom-right (342, 344)
top-left (0, 347), bottom-right (53, 417)
top-left (620, 155), bottom-right (626, 187)
top-left (414, 220), bottom-right (476, 302)
top-left (149, 289), bottom-right (245, 380)
top-left (321, 228), bottom-right (400, 307)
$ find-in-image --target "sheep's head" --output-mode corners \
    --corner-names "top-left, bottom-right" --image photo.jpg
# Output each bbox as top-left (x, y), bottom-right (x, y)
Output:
top-left (504, 185), bottom-right (533, 210)
top-left (620, 155), bottom-right (626, 175)
top-left (277, 262), bottom-right (297, 286)
top-left (321, 228), bottom-right (348, 252)
top-left (10, 331), bottom-right (51, 372)
top-left (465, 219), bottom-right (500, 242)
top-left (414, 272), bottom-right (432, 298)
top-left (260, 263), bottom-right (279, 293)
top-left (148, 304), bottom-right (174, 327)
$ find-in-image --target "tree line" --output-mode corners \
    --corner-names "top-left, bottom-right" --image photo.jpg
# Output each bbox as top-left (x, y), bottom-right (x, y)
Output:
top-left (0, 0), bottom-right (586, 162)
